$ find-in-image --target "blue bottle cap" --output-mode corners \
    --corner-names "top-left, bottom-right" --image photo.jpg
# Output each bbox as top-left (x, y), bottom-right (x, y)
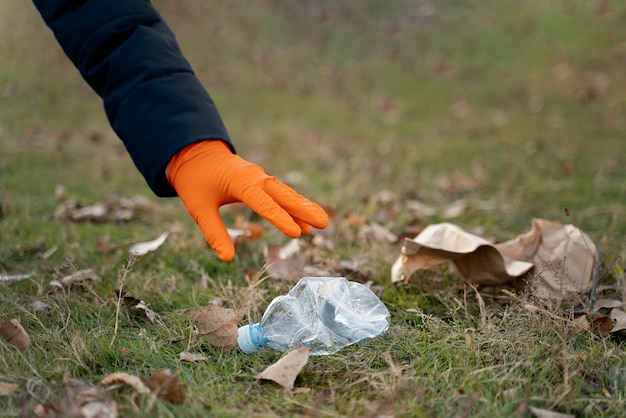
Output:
top-left (237, 323), bottom-right (267, 354)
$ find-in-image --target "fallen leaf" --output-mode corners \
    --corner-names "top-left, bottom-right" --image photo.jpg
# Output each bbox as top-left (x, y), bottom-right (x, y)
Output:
top-left (100, 372), bottom-right (151, 395)
top-left (391, 219), bottom-right (597, 300)
top-left (146, 370), bottom-right (185, 405)
top-left (255, 345), bottom-right (310, 392)
top-left (264, 239), bottom-right (307, 281)
top-left (231, 215), bottom-right (264, 244)
top-left (53, 194), bottom-right (154, 224)
top-left (96, 233), bottom-right (118, 254)
top-left (34, 378), bottom-right (118, 418)
top-left (114, 290), bottom-right (164, 324)
top-left (128, 232), bottom-right (169, 256)
top-left (54, 201), bottom-right (108, 222)
top-left (0, 272), bottom-right (32, 282)
top-left (589, 314), bottom-right (613, 335)
top-left (610, 309), bottom-right (626, 333)
top-left (0, 318), bottom-right (31, 351)
top-left (593, 299), bottom-right (623, 311)
top-left (0, 382), bottom-right (18, 396)
top-left (179, 352), bottom-right (209, 362)
top-left (529, 406), bottom-right (575, 418)
top-left (573, 315), bottom-right (591, 331)
top-left (186, 304), bottom-right (247, 354)
top-left (48, 269), bottom-right (99, 292)
top-left (359, 222), bottom-right (398, 243)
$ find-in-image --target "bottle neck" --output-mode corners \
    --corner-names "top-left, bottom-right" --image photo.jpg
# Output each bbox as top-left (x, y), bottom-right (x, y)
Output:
top-left (249, 322), bottom-right (268, 351)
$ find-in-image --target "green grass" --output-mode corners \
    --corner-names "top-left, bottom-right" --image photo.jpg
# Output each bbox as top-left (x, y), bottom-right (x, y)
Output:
top-left (2, 0), bottom-right (626, 416)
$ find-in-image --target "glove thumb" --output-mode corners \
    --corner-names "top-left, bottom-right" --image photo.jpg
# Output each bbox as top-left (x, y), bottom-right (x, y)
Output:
top-left (195, 205), bottom-right (236, 262)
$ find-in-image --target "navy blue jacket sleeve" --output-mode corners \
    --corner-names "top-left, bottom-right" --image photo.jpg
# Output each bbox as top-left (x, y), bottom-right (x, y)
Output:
top-left (32, 0), bottom-right (234, 197)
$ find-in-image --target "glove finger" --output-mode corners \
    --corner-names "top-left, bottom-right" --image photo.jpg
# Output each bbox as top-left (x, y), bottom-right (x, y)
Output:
top-left (193, 203), bottom-right (236, 262)
top-left (242, 187), bottom-right (302, 238)
top-left (293, 217), bottom-right (313, 234)
top-left (263, 179), bottom-right (329, 229)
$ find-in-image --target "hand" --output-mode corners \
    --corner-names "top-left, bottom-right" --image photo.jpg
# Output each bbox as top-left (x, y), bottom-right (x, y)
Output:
top-left (167, 140), bottom-right (329, 261)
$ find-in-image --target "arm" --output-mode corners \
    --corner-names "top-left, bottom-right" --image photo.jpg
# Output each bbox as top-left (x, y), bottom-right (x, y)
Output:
top-left (33, 0), bottom-right (328, 261)
top-left (33, 0), bottom-right (232, 196)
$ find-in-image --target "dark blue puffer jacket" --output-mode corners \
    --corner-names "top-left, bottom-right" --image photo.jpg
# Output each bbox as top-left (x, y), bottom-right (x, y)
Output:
top-left (33, 0), bottom-right (234, 196)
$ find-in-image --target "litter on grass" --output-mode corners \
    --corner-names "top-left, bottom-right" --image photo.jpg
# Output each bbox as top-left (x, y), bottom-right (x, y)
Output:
top-left (391, 218), bottom-right (597, 300)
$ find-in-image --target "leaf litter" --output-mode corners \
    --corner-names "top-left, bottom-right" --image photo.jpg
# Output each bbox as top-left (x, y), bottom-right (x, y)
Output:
top-left (100, 370), bottom-right (184, 405)
top-left (391, 218), bottom-right (597, 300)
top-left (34, 378), bottom-right (118, 418)
top-left (0, 318), bottom-right (31, 351)
top-left (255, 345), bottom-right (310, 392)
top-left (113, 289), bottom-right (164, 325)
top-left (0, 382), bottom-right (18, 396)
top-left (54, 193), bottom-right (155, 223)
top-left (186, 304), bottom-right (248, 354)
top-left (47, 269), bottom-right (100, 292)
top-left (128, 232), bottom-right (169, 256)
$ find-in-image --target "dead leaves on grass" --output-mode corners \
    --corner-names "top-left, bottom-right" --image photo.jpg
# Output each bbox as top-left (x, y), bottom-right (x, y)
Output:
top-left (47, 269), bottom-right (99, 292)
top-left (33, 371), bottom-right (184, 417)
top-left (574, 298), bottom-right (626, 336)
top-left (186, 304), bottom-right (247, 354)
top-left (255, 345), bottom-right (310, 393)
top-left (392, 218), bottom-right (597, 300)
top-left (128, 232), bottom-right (169, 256)
top-left (0, 318), bottom-right (31, 351)
top-left (54, 194), bottom-right (155, 223)
top-left (100, 370), bottom-right (184, 405)
top-left (144, 370), bottom-right (185, 405)
top-left (114, 290), bottom-right (163, 325)
top-left (0, 382), bottom-right (18, 396)
top-left (34, 378), bottom-right (118, 418)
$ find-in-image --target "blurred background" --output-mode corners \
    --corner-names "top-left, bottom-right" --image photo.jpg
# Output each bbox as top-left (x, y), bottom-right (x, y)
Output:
top-left (1, 0), bottom-right (625, 260)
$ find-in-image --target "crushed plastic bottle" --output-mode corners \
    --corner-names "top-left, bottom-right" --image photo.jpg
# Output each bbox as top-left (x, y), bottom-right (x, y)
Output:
top-left (237, 277), bottom-right (390, 355)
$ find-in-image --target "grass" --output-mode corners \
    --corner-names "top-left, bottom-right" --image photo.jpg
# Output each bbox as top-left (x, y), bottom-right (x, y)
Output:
top-left (1, 0), bottom-right (626, 416)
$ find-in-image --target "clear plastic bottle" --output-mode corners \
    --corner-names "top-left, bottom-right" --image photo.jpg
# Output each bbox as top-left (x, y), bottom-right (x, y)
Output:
top-left (237, 277), bottom-right (391, 355)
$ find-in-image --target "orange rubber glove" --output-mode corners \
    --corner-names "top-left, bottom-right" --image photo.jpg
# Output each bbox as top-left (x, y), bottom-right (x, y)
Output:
top-left (167, 140), bottom-right (329, 261)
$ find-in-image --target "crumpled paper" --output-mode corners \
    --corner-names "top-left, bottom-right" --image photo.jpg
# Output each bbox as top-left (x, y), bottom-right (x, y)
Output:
top-left (391, 218), bottom-right (597, 299)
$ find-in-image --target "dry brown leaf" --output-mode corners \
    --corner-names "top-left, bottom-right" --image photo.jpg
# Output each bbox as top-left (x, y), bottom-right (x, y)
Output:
top-left (590, 314), bottom-right (614, 335)
top-left (146, 370), bottom-right (185, 405)
top-left (100, 372), bottom-right (151, 394)
top-left (186, 304), bottom-right (247, 354)
top-left (392, 219), bottom-right (596, 300)
top-left (255, 345), bottom-right (310, 392)
top-left (114, 290), bottom-right (163, 324)
top-left (48, 269), bottom-right (99, 292)
top-left (264, 239), bottom-right (307, 281)
top-left (34, 378), bottom-right (118, 418)
top-left (179, 352), bottom-right (209, 362)
top-left (54, 194), bottom-right (153, 224)
top-left (0, 318), bottom-right (31, 351)
top-left (0, 382), bottom-right (18, 396)
top-left (529, 406), bottom-right (575, 418)
top-left (593, 298), bottom-right (622, 311)
top-left (96, 233), bottom-right (118, 254)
